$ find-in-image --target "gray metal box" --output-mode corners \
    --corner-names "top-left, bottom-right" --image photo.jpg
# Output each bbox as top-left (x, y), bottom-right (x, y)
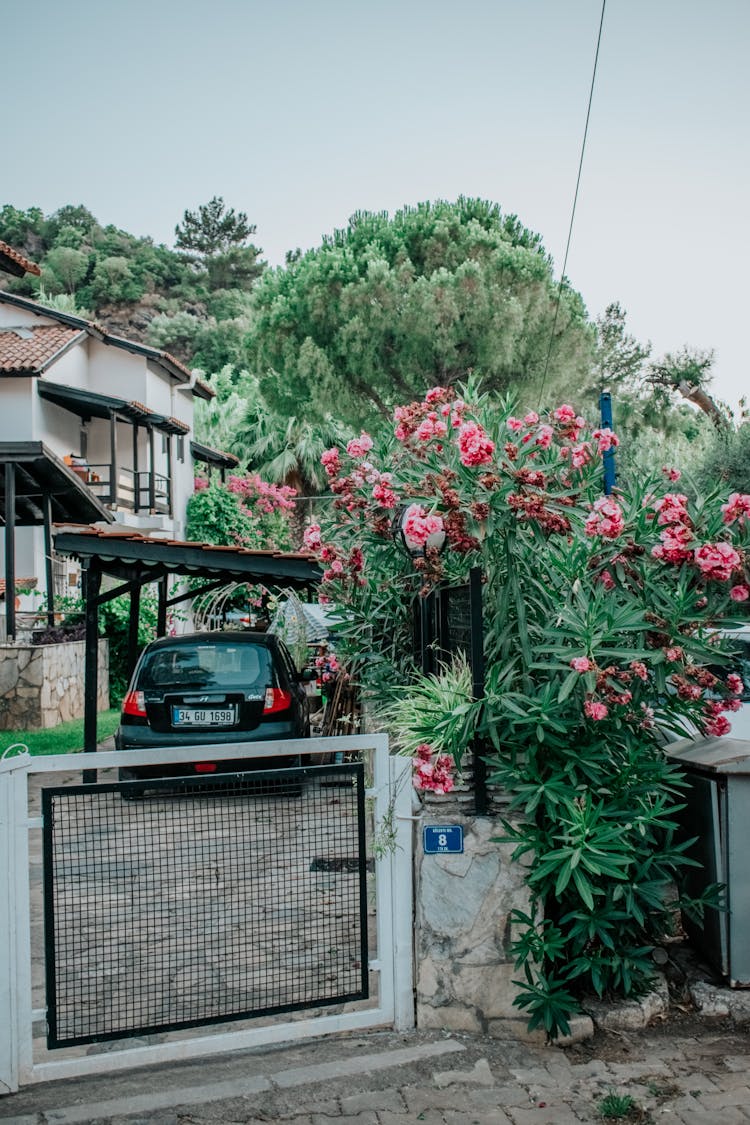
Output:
top-left (667, 736), bottom-right (750, 987)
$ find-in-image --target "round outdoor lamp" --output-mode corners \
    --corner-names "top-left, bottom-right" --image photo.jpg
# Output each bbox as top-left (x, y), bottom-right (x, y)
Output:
top-left (392, 503), bottom-right (447, 558)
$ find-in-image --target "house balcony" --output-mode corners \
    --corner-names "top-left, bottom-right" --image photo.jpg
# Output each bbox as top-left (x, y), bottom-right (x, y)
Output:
top-left (83, 464), bottom-right (172, 516)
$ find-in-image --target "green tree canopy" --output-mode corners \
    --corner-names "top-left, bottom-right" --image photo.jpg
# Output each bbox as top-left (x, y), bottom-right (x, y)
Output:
top-left (245, 198), bottom-right (594, 427)
top-left (175, 196), bottom-right (264, 292)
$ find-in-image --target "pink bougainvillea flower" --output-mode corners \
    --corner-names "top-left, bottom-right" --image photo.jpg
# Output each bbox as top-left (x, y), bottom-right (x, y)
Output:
top-left (662, 466), bottom-right (682, 482)
top-left (584, 700), bottom-right (609, 720)
top-left (457, 421), bottom-right (495, 467)
top-left (730, 584), bottom-right (750, 602)
top-left (694, 542), bottom-right (741, 581)
top-left (584, 496), bottom-right (625, 540)
top-left (346, 432), bottom-right (374, 458)
top-left (303, 523), bottom-right (322, 551)
top-left (193, 476), bottom-right (209, 492)
top-left (571, 656), bottom-right (593, 672)
top-left (721, 492), bottom-right (750, 526)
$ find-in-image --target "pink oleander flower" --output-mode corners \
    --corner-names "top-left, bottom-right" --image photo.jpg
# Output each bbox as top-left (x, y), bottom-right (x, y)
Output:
top-left (346, 432), bottom-right (374, 458)
top-left (320, 544), bottom-right (338, 563)
top-left (401, 504), bottom-right (446, 550)
top-left (662, 466), bottom-right (682, 482)
top-left (694, 542), bottom-right (742, 581)
top-left (321, 448), bottom-right (341, 478)
top-left (652, 522), bottom-right (693, 564)
top-left (728, 673), bottom-right (745, 695)
top-left (523, 411), bottom-right (539, 426)
top-left (730, 584), bottom-right (749, 602)
top-left (721, 492), bottom-right (750, 526)
top-left (570, 442), bottom-right (592, 469)
top-left (584, 700), bottom-right (609, 721)
top-left (424, 386), bottom-right (448, 404)
top-left (372, 478), bottom-right (398, 509)
top-left (415, 742), bottom-right (433, 762)
top-left (415, 413), bottom-right (448, 442)
top-left (507, 416), bottom-right (524, 433)
top-left (592, 427), bottom-right (620, 453)
top-left (571, 656), bottom-right (593, 672)
top-left (599, 569), bottom-right (616, 590)
top-left (585, 496), bottom-right (625, 540)
top-left (704, 714), bottom-right (731, 737)
top-left (535, 424), bottom-right (554, 449)
top-left (303, 523), bottom-right (322, 551)
top-left (553, 404), bottom-right (577, 424)
top-left (630, 661), bottom-right (648, 681)
top-left (413, 751), bottom-right (455, 794)
top-left (458, 421), bottom-right (495, 467)
top-left (665, 646), bottom-right (683, 662)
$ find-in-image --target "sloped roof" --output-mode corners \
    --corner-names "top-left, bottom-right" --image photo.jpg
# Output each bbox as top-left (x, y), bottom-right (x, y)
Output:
top-left (53, 523), bottom-right (322, 590)
top-left (0, 291), bottom-right (195, 386)
top-left (0, 324), bottom-right (84, 373)
top-left (0, 240), bottom-right (41, 277)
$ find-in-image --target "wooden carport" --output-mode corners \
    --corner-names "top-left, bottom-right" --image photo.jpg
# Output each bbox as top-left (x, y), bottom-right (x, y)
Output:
top-left (52, 525), bottom-right (323, 770)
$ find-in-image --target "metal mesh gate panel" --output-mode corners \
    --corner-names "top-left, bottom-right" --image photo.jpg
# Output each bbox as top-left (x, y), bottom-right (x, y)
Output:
top-left (42, 765), bottom-right (369, 1048)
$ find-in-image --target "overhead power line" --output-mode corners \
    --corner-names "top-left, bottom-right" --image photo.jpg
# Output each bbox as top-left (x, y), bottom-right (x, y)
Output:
top-left (538, 0), bottom-right (607, 405)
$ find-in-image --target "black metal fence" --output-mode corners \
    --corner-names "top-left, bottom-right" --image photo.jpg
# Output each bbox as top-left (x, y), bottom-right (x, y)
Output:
top-left (42, 764), bottom-right (368, 1048)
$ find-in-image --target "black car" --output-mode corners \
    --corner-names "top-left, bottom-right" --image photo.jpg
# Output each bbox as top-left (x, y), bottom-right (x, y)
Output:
top-left (115, 631), bottom-right (311, 783)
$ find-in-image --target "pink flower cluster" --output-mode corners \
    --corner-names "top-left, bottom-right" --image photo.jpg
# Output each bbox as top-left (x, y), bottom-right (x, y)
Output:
top-left (321, 448), bottom-right (341, 479)
top-left (584, 496), bottom-right (625, 540)
top-left (591, 428), bottom-right (620, 453)
top-left (303, 523), bottom-right (322, 551)
top-left (193, 476), bottom-right (209, 492)
top-left (584, 700), bottom-right (608, 721)
top-left (372, 473), bottom-right (398, 509)
top-left (412, 743), bottom-right (455, 794)
top-left (458, 421), bottom-right (495, 467)
top-left (570, 656), bottom-right (593, 672)
top-left (415, 413), bottom-right (448, 443)
top-left (694, 542), bottom-right (741, 582)
top-left (226, 473), bottom-right (297, 513)
top-left (651, 493), bottom-right (693, 564)
top-left (721, 492), bottom-right (750, 526)
top-left (401, 504), bottom-right (445, 550)
top-left (346, 432), bottom-right (374, 458)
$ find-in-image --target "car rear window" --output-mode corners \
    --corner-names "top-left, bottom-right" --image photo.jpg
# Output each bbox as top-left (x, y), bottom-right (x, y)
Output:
top-left (137, 642), bottom-right (274, 691)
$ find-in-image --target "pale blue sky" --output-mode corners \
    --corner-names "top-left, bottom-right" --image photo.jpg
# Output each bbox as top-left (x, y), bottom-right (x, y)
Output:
top-left (6, 0), bottom-right (749, 409)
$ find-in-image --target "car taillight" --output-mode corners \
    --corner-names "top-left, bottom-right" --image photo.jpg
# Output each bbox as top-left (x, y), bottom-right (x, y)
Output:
top-left (122, 690), bottom-right (147, 717)
top-left (264, 687), bottom-right (292, 714)
top-left (194, 762), bottom-right (217, 773)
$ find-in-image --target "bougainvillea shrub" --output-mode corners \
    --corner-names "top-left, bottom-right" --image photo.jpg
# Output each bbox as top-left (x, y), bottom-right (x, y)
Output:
top-left (304, 379), bottom-right (749, 1036)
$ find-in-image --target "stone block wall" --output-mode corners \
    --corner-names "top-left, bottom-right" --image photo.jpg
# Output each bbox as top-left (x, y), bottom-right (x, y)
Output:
top-left (414, 809), bottom-right (533, 1038)
top-left (0, 639), bottom-right (109, 729)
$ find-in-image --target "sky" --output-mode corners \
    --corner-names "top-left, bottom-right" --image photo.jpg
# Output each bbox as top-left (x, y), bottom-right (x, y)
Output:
top-left (5, 0), bottom-right (749, 412)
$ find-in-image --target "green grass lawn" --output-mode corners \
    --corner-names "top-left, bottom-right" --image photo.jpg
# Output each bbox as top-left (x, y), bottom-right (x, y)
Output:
top-left (0, 709), bottom-right (121, 756)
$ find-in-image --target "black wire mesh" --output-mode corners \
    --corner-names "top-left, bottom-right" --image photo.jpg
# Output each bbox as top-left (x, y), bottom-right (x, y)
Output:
top-left (42, 764), bottom-right (368, 1048)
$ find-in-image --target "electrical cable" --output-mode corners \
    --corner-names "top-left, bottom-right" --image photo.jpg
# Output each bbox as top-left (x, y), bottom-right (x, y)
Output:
top-left (537, 0), bottom-right (607, 406)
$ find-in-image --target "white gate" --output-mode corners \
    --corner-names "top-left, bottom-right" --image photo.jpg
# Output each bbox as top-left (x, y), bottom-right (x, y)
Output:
top-left (0, 735), bottom-right (413, 1093)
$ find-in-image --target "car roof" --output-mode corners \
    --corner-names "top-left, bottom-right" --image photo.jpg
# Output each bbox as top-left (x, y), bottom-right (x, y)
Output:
top-left (142, 631), bottom-right (281, 652)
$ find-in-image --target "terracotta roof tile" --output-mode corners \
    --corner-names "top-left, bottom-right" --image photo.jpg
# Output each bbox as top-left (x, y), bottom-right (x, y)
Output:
top-left (0, 577), bottom-right (38, 597)
top-left (0, 240), bottom-right (41, 277)
top-left (0, 325), bottom-right (83, 374)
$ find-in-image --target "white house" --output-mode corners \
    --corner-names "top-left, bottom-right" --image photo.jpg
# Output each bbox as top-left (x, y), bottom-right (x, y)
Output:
top-left (0, 290), bottom-right (237, 637)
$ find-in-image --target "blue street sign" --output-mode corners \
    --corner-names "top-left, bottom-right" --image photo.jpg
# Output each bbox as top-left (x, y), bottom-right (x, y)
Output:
top-left (423, 825), bottom-right (464, 854)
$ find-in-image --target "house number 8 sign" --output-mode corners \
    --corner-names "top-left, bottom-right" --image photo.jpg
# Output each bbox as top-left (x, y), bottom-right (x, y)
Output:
top-left (422, 825), bottom-right (464, 854)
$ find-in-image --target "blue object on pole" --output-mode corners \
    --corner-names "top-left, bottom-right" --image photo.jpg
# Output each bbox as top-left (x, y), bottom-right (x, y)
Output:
top-left (600, 390), bottom-right (617, 495)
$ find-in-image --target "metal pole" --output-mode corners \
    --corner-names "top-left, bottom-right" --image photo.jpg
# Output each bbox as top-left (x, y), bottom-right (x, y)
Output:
top-left (82, 561), bottom-right (101, 784)
top-left (127, 579), bottom-right (141, 682)
top-left (43, 491), bottom-right (55, 628)
top-left (600, 390), bottom-right (616, 495)
top-left (157, 574), bottom-right (168, 636)
top-left (469, 565), bottom-right (488, 815)
top-left (4, 462), bottom-right (16, 642)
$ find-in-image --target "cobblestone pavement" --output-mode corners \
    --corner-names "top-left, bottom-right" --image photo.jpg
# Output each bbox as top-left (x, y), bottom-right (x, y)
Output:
top-left (2, 1018), bottom-right (750, 1125)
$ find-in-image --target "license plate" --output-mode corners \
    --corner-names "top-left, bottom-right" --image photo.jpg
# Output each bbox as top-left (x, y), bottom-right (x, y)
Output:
top-left (172, 707), bottom-right (237, 727)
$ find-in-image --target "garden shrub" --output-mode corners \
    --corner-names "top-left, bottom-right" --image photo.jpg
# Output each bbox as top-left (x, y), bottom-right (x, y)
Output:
top-left (303, 378), bottom-right (749, 1037)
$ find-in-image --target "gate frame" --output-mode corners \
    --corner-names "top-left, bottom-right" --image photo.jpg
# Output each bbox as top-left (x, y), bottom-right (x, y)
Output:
top-left (0, 735), bottom-right (413, 1093)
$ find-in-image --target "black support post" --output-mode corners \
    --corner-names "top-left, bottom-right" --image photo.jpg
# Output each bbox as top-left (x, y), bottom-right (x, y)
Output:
top-left (157, 575), bottom-right (168, 636)
top-left (128, 580), bottom-right (141, 683)
top-left (469, 565), bottom-right (488, 815)
top-left (4, 462), bottom-right (16, 642)
top-left (43, 491), bottom-right (55, 627)
top-left (82, 561), bottom-right (101, 783)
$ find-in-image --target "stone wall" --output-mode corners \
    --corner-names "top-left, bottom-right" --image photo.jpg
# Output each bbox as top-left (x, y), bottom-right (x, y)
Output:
top-left (414, 808), bottom-right (533, 1038)
top-left (0, 639), bottom-right (109, 729)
